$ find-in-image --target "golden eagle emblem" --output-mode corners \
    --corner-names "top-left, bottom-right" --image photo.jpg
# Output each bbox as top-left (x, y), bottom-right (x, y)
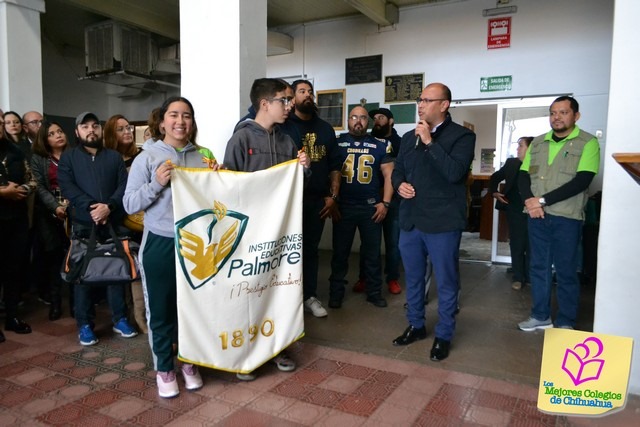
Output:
top-left (175, 200), bottom-right (248, 289)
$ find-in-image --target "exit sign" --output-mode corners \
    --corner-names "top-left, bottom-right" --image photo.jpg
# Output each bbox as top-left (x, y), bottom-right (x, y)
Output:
top-left (480, 76), bottom-right (512, 92)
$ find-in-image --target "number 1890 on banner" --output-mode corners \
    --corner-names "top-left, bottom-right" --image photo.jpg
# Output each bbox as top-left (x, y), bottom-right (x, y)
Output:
top-left (218, 319), bottom-right (275, 350)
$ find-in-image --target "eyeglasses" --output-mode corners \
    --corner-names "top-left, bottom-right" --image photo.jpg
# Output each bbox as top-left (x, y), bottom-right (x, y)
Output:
top-left (26, 120), bottom-right (44, 127)
top-left (416, 98), bottom-right (446, 105)
top-left (79, 123), bottom-right (101, 131)
top-left (349, 115), bottom-right (368, 121)
top-left (268, 97), bottom-right (292, 107)
top-left (116, 125), bottom-right (134, 133)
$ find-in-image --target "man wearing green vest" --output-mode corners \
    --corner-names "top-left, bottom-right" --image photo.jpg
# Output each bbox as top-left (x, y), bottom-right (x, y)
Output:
top-left (516, 96), bottom-right (600, 331)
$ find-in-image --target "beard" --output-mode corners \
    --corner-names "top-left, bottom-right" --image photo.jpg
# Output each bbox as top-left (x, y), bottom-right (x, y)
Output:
top-left (296, 99), bottom-right (315, 115)
top-left (371, 123), bottom-right (391, 138)
top-left (349, 124), bottom-right (367, 137)
top-left (79, 135), bottom-right (103, 149)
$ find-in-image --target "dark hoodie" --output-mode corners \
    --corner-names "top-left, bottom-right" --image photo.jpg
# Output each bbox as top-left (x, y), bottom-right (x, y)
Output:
top-left (224, 120), bottom-right (299, 172)
top-left (280, 112), bottom-right (339, 199)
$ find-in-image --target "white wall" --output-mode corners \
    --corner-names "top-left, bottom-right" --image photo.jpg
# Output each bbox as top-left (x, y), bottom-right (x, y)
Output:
top-left (596, 0), bottom-right (640, 396)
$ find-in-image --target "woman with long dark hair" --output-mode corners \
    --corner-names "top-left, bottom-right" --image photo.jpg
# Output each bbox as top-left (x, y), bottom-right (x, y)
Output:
top-left (31, 122), bottom-right (71, 320)
top-left (123, 97), bottom-right (218, 398)
top-left (2, 111), bottom-right (31, 160)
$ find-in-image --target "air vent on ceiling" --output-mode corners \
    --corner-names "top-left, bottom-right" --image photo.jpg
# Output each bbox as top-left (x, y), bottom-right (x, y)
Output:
top-left (85, 21), bottom-right (153, 76)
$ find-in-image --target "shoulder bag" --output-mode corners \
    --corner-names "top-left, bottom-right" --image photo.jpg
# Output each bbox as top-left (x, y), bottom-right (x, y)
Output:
top-left (61, 223), bottom-right (140, 286)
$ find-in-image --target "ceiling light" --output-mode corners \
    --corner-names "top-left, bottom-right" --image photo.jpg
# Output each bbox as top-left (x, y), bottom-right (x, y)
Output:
top-left (483, 6), bottom-right (517, 17)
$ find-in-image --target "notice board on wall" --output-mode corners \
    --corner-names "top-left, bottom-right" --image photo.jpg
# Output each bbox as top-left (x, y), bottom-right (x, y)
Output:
top-left (384, 73), bottom-right (424, 103)
top-left (345, 55), bottom-right (382, 85)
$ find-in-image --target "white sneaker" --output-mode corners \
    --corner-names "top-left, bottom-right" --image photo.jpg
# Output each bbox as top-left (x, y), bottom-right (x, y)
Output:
top-left (236, 372), bottom-right (256, 381)
top-left (181, 363), bottom-right (203, 390)
top-left (518, 316), bottom-right (553, 332)
top-left (157, 371), bottom-right (179, 398)
top-left (304, 297), bottom-right (328, 318)
top-left (272, 352), bottom-right (296, 372)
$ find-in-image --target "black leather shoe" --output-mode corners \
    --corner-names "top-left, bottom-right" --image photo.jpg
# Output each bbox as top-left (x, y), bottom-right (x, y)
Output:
top-left (5, 318), bottom-right (32, 334)
top-left (366, 294), bottom-right (387, 308)
top-left (49, 304), bottom-right (62, 321)
top-left (430, 337), bottom-right (450, 361)
top-left (328, 299), bottom-right (342, 309)
top-left (0, 330), bottom-right (5, 343)
top-left (393, 325), bottom-right (427, 346)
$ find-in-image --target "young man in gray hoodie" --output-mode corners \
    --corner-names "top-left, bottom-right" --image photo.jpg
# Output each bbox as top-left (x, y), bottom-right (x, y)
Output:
top-left (223, 78), bottom-right (310, 381)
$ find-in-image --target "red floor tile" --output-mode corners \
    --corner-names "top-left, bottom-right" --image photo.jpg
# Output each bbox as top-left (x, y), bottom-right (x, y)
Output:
top-left (335, 393), bottom-right (382, 416)
top-left (472, 388), bottom-right (519, 411)
top-left (80, 389), bottom-right (123, 408)
top-left (2, 301), bottom-right (638, 426)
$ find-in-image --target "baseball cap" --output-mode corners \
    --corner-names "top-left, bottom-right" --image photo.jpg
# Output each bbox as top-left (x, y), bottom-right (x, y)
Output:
top-left (368, 107), bottom-right (393, 120)
top-left (75, 112), bottom-right (99, 126)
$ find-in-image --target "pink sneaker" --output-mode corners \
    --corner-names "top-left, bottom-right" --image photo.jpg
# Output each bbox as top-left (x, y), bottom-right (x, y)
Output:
top-left (181, 364), bottom-right (203, 390)
top-left (157, 371), bottom-right (179, 398)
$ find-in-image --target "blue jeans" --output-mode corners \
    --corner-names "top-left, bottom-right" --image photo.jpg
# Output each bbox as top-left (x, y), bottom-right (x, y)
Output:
top-left (302, 196), bottom-right (326, 300)
top-left (399, 228), bottom-right (461, 341)
top-left (528, 214), bottom-right (582, 327)
top-left (358, 201), bottom-right (400, 283)
top-left (329, 204), bottom-right (383, 301)
top-left (75, 284), bottom-right (127, 329)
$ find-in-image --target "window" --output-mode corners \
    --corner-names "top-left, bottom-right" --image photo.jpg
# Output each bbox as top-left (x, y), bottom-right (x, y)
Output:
top-left (316, 89), bottom-right (345, 130)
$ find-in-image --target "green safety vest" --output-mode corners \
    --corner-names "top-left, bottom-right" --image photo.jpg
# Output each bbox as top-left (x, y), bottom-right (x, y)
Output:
top-left (528, 130), bottom-right (594, 221)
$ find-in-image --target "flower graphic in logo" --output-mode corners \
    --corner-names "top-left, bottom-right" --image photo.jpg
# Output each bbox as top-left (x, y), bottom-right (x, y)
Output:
top-left (175, 200), bottom-right (248, 289)
top-left (561, 336), bottom-right (605, 386)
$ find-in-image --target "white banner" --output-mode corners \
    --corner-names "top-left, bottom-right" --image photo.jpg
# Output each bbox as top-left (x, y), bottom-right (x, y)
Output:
top-left (171, 160), bottom-right (304, 373)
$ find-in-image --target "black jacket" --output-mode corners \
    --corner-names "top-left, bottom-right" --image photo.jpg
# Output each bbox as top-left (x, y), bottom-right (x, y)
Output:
top-left (392, 115), bottom-right (476, 233)
top-left (0, 138), bottom-right (36, 220)
top-left (489, 157), bottom-right (524, 210)
top-left (58, 146), bottom-right (128, 227)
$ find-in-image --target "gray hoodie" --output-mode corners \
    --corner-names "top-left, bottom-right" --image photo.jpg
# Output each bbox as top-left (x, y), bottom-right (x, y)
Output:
top-left (123, 140), bottom-right (214, 238)
top-left (224, 120), bottom-right (299, 172)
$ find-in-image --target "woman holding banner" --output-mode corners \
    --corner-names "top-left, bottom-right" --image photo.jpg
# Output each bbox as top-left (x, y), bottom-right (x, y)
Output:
top-left (123, 97), bottom-right (219, 398)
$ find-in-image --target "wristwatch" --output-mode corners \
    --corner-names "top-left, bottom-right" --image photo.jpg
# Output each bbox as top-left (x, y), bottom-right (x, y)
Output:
top-left (538, 197), bottom-right (546, 207)
top-left (382, 201), bottom-right (391, 208)
top-left (330, 193), bottom-right (338, 201)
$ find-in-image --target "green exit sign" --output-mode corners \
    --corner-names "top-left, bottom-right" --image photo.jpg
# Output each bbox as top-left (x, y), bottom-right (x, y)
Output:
top-left (480, 76), bottom-right (512, 92)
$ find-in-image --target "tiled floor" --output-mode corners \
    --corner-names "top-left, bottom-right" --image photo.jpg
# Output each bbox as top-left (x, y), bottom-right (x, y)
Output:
top-left (1, 250), bottom-right (638, 426)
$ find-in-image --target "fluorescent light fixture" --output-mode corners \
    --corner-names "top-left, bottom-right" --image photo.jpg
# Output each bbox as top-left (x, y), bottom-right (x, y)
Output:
top-left (483, 6), bottom-right (517, 17)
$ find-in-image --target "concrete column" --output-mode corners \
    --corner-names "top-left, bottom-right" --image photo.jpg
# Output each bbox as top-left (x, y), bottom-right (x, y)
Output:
top-left (597, 0), bottom-right (640, 394)
top-left (0, 0), bottom-right (45, 112)
top-left (180, 0), bottom-right (267, 160)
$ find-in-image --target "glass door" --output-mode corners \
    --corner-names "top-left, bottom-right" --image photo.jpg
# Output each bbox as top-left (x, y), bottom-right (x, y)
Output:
top-left (491, 98), bottom-right (557, 263)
